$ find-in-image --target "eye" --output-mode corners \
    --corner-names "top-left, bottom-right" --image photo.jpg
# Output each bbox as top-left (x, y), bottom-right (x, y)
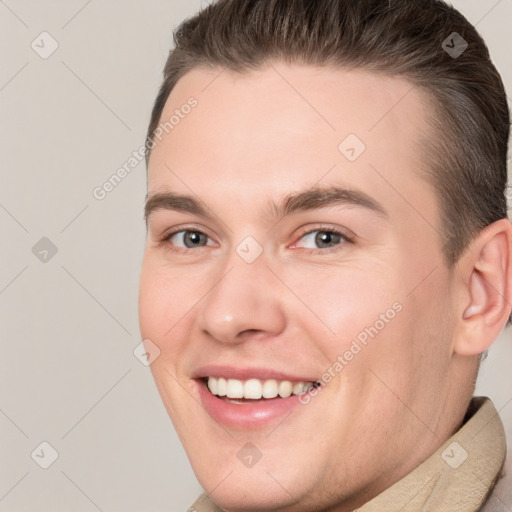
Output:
top-left (164, 229), bottom-right (215, 249)
top-left (294, 228), bottom-right (350, 250)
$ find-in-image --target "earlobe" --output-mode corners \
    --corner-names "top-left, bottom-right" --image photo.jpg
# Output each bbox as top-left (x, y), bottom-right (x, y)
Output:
top-left (454, 219), bottom-right (512, 356)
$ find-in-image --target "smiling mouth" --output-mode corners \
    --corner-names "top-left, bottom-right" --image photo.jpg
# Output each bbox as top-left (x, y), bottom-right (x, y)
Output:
top-left (204, 376), bottom-right (320, 403)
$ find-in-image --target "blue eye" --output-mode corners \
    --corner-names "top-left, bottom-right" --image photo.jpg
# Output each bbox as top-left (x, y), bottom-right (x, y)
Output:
top-left (296, 230), bottom-right (347, 250)
top-left (159, 227), bottom-right (351, 254)
top-left (167, 230), bottom-right (214, 249)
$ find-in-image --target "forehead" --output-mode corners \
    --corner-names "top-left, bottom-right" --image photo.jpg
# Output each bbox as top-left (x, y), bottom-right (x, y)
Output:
top-left (147, 63), bottom-right (437, 228)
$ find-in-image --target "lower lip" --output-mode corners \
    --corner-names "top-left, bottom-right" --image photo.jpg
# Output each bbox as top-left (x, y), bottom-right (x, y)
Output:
top-left (196, 380), bottom-right (304, 429)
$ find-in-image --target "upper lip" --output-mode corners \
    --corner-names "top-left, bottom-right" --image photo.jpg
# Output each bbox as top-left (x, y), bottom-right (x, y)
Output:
top-left (193, 365), bottom-right (318, 383)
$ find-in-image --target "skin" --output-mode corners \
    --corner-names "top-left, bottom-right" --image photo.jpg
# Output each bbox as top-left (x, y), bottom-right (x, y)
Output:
top-left (138, 63), bottom-right (512, 511)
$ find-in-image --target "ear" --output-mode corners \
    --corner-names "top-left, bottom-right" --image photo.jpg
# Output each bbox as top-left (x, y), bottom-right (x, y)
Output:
top-left (453, 218), bottom-right (512, 356)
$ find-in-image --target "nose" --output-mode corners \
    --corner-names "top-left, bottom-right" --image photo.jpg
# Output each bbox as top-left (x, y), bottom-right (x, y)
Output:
top-left (197, 255), bottom-right (287, 345)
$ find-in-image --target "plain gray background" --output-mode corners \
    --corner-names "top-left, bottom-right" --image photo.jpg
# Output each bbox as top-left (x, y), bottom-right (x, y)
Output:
top-left (0, 1), bottom-right (511, 511)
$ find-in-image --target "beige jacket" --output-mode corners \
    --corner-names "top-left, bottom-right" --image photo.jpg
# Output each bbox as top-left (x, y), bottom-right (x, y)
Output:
top-left (189, 397), bottom-right (507, 511)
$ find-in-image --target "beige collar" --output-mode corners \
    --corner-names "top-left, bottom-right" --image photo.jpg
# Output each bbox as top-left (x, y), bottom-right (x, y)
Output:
top-left (190, 397), bottom-right (506, 512)
top-left (355, 397), bottom-right (506, 511)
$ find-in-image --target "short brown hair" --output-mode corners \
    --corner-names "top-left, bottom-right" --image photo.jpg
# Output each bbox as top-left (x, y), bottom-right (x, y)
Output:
top-left (146, 0), bottom-right (510, 269)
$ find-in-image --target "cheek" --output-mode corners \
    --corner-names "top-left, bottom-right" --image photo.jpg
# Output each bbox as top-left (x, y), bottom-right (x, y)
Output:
top-left (138, 260), bottom-right (203, 420)
top-left (138, 264), bottom-right (169, 341)
top-left (138, 257), bottom-right (199, 337)
top-left (283, 264), bottom-right (401, 346)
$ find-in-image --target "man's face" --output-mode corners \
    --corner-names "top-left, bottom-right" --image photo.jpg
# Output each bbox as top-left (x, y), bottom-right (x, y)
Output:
top-left (139, 64), bottom-right (462, 511)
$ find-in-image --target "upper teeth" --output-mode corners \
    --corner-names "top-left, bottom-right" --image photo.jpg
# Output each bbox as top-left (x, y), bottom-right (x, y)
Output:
top-left (207, 377), bottom-right (316, 399)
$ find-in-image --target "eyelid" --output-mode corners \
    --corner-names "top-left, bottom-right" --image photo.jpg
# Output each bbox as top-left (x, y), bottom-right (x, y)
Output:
top-left (289, 224), bottom-right (356, 248)
top-left (157, 225), bottom-right (220, 254)
top-left (158, 224), bottom-right (216, 242)
top-left (156, 223), bottom-right (355, 255)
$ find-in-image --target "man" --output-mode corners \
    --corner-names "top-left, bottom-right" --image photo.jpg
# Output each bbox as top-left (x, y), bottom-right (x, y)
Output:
top-left (138, 0), bottom-right (511, 510)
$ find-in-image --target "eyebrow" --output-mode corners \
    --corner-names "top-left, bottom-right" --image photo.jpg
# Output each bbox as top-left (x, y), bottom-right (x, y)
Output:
top-left (144, 186), bottom-right (388, 225)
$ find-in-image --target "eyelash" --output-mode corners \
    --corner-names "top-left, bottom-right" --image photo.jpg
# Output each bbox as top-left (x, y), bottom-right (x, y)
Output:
top-left (158, 225), bottom-right (213, 255)
top-left (158, 225), bottom-right (354, 255)
top-left (295, 225), bottom-right (354, 255)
